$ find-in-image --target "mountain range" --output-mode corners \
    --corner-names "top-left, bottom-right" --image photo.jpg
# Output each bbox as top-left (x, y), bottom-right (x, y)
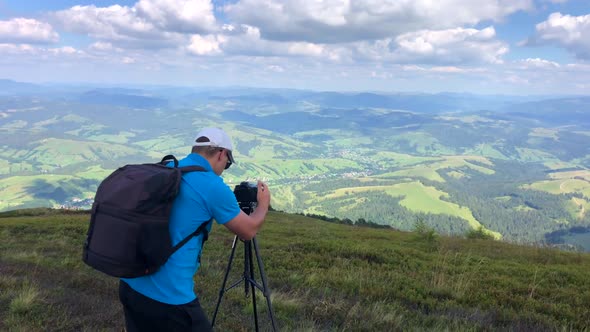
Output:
top-left (1, 79), bottom-right (589, 250)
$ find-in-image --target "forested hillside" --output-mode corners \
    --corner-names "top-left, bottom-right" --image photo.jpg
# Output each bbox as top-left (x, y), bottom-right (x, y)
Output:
top-left (1, 82), bottom-right (589, 249)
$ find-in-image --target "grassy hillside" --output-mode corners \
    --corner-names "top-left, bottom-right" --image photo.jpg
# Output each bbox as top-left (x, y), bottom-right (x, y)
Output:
top-left (1, 209), bottom-right (589, 331)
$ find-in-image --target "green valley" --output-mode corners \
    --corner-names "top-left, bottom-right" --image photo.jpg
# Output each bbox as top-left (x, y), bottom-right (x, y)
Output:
top-left (1, 85), bottom-right (589, 249)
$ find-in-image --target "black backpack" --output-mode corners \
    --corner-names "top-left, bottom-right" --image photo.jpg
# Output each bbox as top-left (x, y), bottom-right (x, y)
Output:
top-left (83, 155), bottom-right (211, 278)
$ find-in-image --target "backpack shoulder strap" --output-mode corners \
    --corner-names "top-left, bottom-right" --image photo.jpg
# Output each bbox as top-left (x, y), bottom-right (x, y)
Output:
top-left (179, 165), bottom-right (206, 173)
top-left (170, 219), bottom-right (212, 255)
top-left (160, 154), bottom-right (207, 174)
top-left (161, 155), bottom-right (179, 167)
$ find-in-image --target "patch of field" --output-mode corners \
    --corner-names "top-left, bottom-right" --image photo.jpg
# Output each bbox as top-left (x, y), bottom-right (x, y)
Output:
top-left (315, 181), bottom-right (501, 239)
top-left (376, 155), bottom-right (494, 183)
top-left (514, 205), bottom-right (535, 212)
top-left (543, 161), bottom-right (579, 170)
top-left (65, 123), bottom-right (107, 136)
top-left (494, 196), bottom-right (511, 202)
top-left (0, 159), bottom-right (35, 175)
top-left (31, 116), bottom-right (61, 131)
top-left (86, 131), bottom-right (136, 144)
top-left (465, 143), bottom-right (508, 160)
top-left (133, 135), bottom-right (188, 157)
top-left (389, 132), bottom-right (456, 155)
top-left (75, 165), bottom-right (115, 181)
top-left (523, 170), bottom-right (590, 199)
top-left (373, 151), bottom-right (439, 168)
top-left (529, 128), bottom-right (559, 140)
top-left (515, 147), bottom-right (559, 163)
top-left (380, 165), bottom-right (445, 182)
top-left (436, 115), bottom-right (497, 123)
top-left (548, 170), bottom-right (590, 181)
top-left (223, 158), bottom-right (363, 183)
top-left (60, 114), bottom-right (88, 123)
top-left (523, 180), bottom-right (562, 193)
top-left (2, 120), bottom-right (28, 131)
top-left (293, 129), bottom-right (374, 148)
top-left (27, 138), bottom-right (142, 170)
top-left (224, 125), bottom-right (316, 160)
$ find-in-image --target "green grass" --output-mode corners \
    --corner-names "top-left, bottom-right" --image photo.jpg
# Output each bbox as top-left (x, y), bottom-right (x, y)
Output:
top-left (377, 156), bottom-right (495, 183)
top-left (1, 210), bottom-right (588, 331)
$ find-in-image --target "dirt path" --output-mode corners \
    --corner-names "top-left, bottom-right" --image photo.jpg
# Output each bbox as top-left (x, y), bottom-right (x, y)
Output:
top-left (573, 197), bottom-right (586, 218)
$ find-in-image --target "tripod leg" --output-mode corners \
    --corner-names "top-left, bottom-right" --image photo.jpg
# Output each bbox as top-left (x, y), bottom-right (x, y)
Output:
top-left (211, 235), bottom-right (239, 327)
top-left (244, 240), bottom-right (250, 297)
top-left (253, 237), bottom-right (279, 331)
top-left (248, 240), bottom-right (260, 332)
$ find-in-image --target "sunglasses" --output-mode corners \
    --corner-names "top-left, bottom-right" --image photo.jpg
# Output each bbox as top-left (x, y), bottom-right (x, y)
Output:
top-left (223, 149), bottom-right (233, 170)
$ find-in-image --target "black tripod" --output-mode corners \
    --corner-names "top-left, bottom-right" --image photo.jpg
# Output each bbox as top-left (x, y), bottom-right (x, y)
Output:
top-left (211, 206), bottom-right (278, 331)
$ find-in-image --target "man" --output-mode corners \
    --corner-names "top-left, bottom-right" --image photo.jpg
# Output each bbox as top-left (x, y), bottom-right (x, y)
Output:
top-left (118, 127), bottom-right (271, 331)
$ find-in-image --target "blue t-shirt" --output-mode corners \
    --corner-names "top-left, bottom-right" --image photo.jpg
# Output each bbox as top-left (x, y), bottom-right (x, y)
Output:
top-left (122, 153), bottom-right (241, 305)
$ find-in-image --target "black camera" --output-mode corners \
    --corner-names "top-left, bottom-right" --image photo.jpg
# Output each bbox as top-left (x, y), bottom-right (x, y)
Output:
top-left (233, 181), bottom-right (258, 214)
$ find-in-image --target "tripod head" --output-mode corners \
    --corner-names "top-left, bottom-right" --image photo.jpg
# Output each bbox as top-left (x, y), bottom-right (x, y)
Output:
top-left (238, 201), bottom-right (257, 215)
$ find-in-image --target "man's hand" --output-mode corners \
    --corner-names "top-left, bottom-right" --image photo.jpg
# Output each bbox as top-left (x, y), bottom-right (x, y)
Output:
top-left (224, 180), bottom-right (271, 240)
top-left (257, 180), bottom-right (271, 208)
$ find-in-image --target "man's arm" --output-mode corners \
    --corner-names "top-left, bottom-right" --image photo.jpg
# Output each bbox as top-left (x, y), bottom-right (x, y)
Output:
top-left (223, 181), bottom-right (271, 240)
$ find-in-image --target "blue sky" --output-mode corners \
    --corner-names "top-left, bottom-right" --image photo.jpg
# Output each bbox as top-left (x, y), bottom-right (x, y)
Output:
top-left (0, 0), bottom-right (589, 95)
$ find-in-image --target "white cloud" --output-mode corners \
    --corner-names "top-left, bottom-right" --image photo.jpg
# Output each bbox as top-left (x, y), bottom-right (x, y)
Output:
top-left (48, 46), bottom-right (81, 55)
top-left (430, 66), bottom-right (466, 73)
top-left (89, 42), bottom-right (119, 52)
top-left (223, 0), bottom-right (533, 43)
top-left (214, 24), bottom-right (337, 59)
top-left (187, 34), bottom-right (223, 55)
top-left (505, 74), bottom-right (530, 84)
top-left (51, 1), bottom-right (217, 49)
top-left (287, 42), bottom-right (324, 57)
top-left (528, 12), bottom-right (590, 60)
top-left (401, 64), bottom-right (487, 74)
top-left (519, 57), bottom-right (560, 68)
top-left (354, 26), bottom-right (508, 65)
top-left (183, 23), bottom-right (508, 68)
top-left (0, 18), bottom-right (59, 44)
top-left (0, 43), bottom-right (85, 59)
top-left (565, 63), bottom-right (590, 72)
top-left (266, 65), bottom-right (284, 72)
top-left (52, 5), bottom-right (167, 47)
top-left (135, 0), bottom-right (216, 33)
top-left (0, 43), bottom-right (38, 55)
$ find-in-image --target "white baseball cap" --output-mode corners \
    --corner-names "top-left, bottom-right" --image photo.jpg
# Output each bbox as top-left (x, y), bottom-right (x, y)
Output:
top-left (193, 127), bottom-right (235, 164)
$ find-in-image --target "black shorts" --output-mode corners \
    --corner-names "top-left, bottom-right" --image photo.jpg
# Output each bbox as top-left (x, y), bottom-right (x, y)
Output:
top-left (118, 280), bottom-right (212, 332)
